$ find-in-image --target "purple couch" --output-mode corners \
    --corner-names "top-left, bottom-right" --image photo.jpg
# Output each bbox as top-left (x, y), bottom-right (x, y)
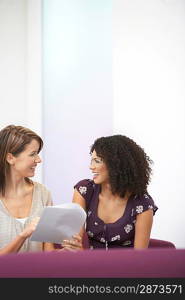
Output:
top-left (0, 247), bottom-right (184, 278)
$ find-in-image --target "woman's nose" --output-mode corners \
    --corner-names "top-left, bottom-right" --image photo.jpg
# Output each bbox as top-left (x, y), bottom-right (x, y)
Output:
top-left (89, 162), bottom-right (95, 170)
top-left (35, 155), bottom-right (42, 163)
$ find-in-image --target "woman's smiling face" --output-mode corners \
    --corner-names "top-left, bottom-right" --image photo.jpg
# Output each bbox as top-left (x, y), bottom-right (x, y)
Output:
top-left (89, 150), bottom-right (109, 185)
top-left (7, 139), bottom-right (42, 178)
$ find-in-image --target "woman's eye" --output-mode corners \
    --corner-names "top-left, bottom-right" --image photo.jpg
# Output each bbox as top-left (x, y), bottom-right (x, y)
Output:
top-left (90, 158), bottom-right (103, 164)
top-left (95, 159), bottom-right (102, 164)
top-left (30, 152), bottom-right (37, 156)
top-left (95, 159), bottom-right (100, 163)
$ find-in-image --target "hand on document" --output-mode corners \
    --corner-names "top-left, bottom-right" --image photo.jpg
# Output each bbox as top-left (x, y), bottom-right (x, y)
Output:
top-left (30, 203), bottom-right (86, 244)
top-left (20, 217), bottom-right (40, 238)
top-left (61, 234), bottom-right (83, 251)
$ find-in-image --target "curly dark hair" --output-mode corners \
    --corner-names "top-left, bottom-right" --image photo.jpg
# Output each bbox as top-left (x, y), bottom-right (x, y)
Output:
top-left (90, 135), bottom-right (153, 197)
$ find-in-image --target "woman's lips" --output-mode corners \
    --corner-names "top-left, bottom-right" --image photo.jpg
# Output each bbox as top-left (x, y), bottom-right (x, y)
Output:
top-left (93, 173), bottom-right (99, 179)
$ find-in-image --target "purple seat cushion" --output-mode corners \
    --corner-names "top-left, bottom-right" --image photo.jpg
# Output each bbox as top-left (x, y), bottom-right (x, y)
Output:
top-left (0, 248), bottom-right (184, 278)
top-left (149, 239), bottom-right (175, 248)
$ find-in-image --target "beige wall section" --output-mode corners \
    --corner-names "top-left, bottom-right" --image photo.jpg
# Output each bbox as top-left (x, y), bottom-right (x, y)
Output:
top-left (0, 0), bottom-right (42, 182)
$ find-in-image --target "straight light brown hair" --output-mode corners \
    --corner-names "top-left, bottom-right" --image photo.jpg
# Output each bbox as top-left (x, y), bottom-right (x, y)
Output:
top-left (0, 125), bottom-right (43, 196)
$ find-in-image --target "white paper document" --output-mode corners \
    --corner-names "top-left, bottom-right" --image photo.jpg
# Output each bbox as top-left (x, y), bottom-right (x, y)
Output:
top-left (30, 203), bottom-right (86, 244)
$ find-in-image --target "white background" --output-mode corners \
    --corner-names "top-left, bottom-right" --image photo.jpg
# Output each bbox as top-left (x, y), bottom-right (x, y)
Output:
top-left (0, 0), bottom-right (185, 248)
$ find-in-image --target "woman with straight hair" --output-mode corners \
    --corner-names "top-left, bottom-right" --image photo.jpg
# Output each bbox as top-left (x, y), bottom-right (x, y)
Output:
top-left (0, 124), bottom-right (55, 254)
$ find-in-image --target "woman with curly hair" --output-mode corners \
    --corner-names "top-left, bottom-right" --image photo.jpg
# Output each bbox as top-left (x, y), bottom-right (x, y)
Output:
top-left (62, 135), bottom-right (158, 250)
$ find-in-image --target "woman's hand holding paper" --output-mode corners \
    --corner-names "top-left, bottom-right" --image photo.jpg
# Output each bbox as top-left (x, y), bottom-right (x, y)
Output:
top-left (19, 217), bottom-right (40, 239)
top-left (61, 234), bottom-right (83, 251)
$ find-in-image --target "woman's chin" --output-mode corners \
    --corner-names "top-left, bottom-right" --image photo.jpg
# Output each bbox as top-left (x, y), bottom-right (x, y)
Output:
top-left (93, 177), bottom-right (101, 184)
top-left (27, 171), bottom-right (35, 178)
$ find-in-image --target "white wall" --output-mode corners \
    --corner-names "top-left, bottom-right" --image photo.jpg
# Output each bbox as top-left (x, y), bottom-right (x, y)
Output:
top-left (0, 0), bottom-right (42, 182)
top-left (113, 0), bottom-right (185, 248)
top-left (1, 0), bottom-right (184, 249)
top-left (42, 0), bottom-right (113, 204)
top-left (0, 0), bottom-right (27, 127)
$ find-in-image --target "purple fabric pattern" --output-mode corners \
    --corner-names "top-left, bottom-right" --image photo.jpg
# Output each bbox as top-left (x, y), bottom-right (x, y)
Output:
top-left (74, 179), bottom-right (158, 250)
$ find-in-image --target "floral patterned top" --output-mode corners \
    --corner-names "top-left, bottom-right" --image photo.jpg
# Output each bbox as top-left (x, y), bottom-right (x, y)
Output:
top-left (74, 179), bottom-right (158, 250)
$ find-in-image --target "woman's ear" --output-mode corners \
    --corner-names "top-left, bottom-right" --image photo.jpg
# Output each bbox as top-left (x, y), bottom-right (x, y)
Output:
top-left (6, 153), bottom-right (15, 165)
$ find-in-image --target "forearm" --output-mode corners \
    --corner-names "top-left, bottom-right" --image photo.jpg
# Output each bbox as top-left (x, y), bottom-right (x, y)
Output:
top-left (134, 238), bottom-right (150, 249)
top-left (0, 233), bottom-right (27, 255)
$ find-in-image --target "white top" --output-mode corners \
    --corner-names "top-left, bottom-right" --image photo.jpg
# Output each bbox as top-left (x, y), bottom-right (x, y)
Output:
top-left (0, 181), bottom-right (53, 253)
top-left (16, 217), bottom-right (28, 225)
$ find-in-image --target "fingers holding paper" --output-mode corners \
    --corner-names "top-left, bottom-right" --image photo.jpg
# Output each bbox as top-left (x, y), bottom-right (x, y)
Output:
top-left (62, 234), bottom-right (83, 251)
top-left (20, 217), bottom-right (40, 239)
